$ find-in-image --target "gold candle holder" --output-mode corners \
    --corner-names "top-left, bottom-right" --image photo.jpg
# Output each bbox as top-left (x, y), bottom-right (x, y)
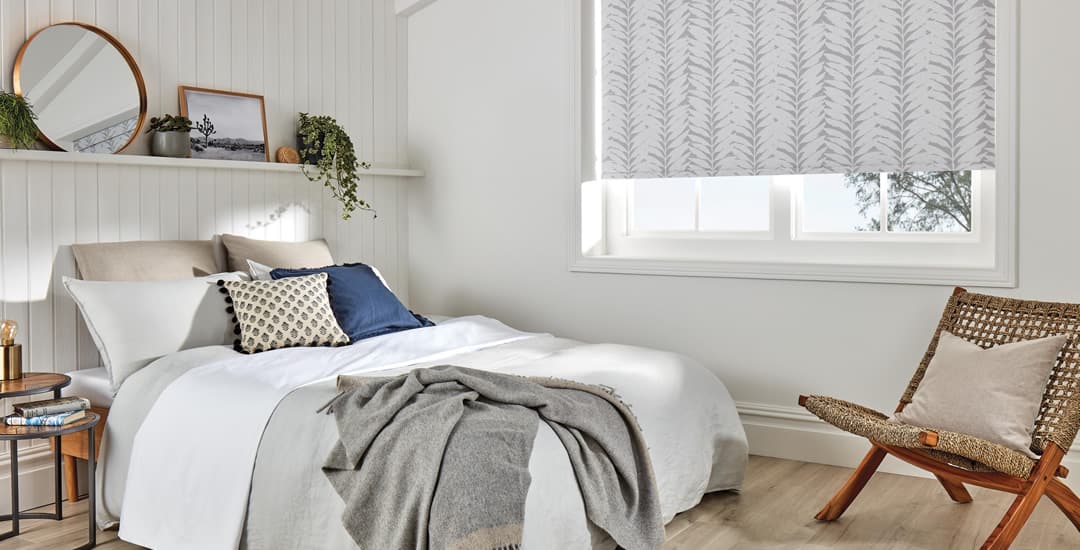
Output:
top-left (1, 320), bottom-right (23, 380)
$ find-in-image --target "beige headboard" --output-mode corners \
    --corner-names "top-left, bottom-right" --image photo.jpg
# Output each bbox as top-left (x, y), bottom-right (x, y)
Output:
top-left (71, 240), bottom-right (224, 281)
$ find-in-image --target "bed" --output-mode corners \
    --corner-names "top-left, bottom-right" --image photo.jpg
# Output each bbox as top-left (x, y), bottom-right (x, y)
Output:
top-left (68, 239), bottom-right (748, 550)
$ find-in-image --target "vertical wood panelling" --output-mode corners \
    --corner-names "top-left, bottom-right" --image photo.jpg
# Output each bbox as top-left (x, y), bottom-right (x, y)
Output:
top-left (140, 167), bottom-right (160, 240)
top-left (49, 1), bottom-right (74, 23)
top-left (293, 0), bottom-right (309, 115)
top-left (1, 161), bottom-right (30, 371)
top-left (159, 168), bottom-right (179, 239)
top-left (194, 0), bottom-right (213, 87)
top-left (307, 0), bottom-right (322, 115)
top-left (96, 165), bottom-right (120, 242)
top-left (26, 163), bottom-right (53, 377)
top-left (213, 0), bottom-right (230, 90)
top-left (51, 163), bottom-right (76, 374)
top-left (0, 0), bottom-right (411, 388)
top-left (118, 166), bottom-right (140, 241)
top-left (73, 0), bottom-right (93, 23)
top-left (1, 1), bottom-right (27, 92)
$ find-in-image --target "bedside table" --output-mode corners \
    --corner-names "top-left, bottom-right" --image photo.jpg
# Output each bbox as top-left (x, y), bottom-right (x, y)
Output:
top-left (54, 406), bottom-right (109, 503)
top-left (0, 373), bottom-right (100, 549)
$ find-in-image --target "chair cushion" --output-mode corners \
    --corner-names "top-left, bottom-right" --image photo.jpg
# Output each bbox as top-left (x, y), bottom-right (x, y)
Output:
top-left (802, 395), bottom-right (1036, 478)
top-left (893, 331), bottom-right (1067, 458)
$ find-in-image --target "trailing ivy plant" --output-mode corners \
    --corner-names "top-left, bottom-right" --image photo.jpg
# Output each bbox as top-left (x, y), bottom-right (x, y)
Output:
top-left (0, 92), bottom-right (38, 150)
top-left (145, 114), bottom-right (193, 134)
top-left (297, 113), bottom-right (373, 220)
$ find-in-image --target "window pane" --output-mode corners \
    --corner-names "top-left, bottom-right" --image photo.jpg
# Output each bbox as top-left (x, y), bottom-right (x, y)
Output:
top-left (887, 171), bottom-right (972, 233)
top-left (699, 176), bottom-right (770, 231)
top-left (801, 173), bottom-right (881, 232)
top-left (631, 178), bottom-right (695, 231)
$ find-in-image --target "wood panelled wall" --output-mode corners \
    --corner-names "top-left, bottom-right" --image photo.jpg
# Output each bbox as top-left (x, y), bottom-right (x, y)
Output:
top-left (0, 0), bottom-right (410, 380)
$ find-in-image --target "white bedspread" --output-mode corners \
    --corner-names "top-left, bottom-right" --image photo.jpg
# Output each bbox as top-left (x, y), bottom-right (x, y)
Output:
top-left (117, 317), bottom-right (534, 550)
top-left (103, 316), bottom-right (748, 550)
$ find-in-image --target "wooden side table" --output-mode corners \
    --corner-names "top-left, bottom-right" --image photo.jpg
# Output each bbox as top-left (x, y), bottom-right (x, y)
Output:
top-left (0, 373), bottom-right (99, 549)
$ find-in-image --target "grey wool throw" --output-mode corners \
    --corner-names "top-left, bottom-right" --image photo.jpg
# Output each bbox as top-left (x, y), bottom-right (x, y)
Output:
top-left (322, 365), bottom-right (664, 550)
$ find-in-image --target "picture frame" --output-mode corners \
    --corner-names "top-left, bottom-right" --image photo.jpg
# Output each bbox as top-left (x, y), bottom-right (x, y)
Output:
top-left (178, 85), bottom-right (269, 162)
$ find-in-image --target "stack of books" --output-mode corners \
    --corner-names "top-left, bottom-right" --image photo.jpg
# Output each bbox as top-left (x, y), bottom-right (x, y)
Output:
top-left (4, 396), bottom-right (90, 427)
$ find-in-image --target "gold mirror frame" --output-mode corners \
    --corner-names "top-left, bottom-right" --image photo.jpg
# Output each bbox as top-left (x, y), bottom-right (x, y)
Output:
top-left (12, 22), bottom-right (148, 154)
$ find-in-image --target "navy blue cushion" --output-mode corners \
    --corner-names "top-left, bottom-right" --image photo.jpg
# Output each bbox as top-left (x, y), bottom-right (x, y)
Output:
top-left (270, 263), bottom-right (433, 342)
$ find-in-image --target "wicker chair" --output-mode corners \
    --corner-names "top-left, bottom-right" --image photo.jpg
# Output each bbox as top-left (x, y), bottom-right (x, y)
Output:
top-left (799, 288), bottom-right (1080, 550)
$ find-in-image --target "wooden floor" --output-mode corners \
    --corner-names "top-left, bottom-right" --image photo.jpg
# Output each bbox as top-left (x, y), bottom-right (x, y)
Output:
top-left (0, 455), bottom-right (1076, 549)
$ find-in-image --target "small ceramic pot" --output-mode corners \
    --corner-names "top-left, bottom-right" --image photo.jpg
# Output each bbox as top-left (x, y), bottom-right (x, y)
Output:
top-left (151, 131), bottom-right (192, 158)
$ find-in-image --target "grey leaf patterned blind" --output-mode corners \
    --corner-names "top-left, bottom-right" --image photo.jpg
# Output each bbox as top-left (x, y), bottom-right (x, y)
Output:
top-left (601, 0), bottom-right (996, 179)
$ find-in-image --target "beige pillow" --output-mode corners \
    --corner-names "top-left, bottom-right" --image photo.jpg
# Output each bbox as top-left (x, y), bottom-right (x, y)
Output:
top-left (72, 240), bottom-right (219, 281)
top-left (893, 331), bottom-right (1067, 458)
top-left (220, 234), bottom-right (334, 272)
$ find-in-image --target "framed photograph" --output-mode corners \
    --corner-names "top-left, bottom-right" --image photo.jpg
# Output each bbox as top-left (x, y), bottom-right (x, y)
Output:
top-left (178, 86), bottom-right (269, 162)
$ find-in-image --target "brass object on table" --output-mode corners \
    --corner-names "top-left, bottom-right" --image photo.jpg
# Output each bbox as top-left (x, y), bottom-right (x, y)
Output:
top-left (0, 320), bottom-right (22, 380)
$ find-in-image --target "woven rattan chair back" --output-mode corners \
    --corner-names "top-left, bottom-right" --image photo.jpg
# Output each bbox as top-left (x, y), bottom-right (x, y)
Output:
top-left (901, 289), bottom-right (1080, 456)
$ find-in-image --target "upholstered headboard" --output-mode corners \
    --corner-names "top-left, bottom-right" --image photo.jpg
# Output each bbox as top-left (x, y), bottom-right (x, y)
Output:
top-left (71, 239), bottom-right (225, 281)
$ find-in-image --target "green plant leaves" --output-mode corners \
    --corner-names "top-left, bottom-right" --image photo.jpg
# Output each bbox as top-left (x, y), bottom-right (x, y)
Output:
top-left (146, 114), bottom-right (194, 134)
top-left (297, 112), bottom-right (374, 220)
top-left (0, 92), bottom-right (38, 149)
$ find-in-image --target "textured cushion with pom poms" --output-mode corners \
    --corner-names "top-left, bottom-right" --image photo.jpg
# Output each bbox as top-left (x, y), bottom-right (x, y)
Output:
top-left (220, 273), bottom-right (349, 354)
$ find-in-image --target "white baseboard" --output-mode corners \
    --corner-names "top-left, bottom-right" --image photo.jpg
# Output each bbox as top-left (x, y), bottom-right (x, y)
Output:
top-left (0, 447), bottom-right (66, 515)
top-left (736, 401), bottom-right (1080, 491)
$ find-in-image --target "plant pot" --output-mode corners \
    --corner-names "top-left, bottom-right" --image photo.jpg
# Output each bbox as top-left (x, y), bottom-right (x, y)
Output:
top-left (151, 131), bottom-right (192, 158)
top-left (297, 132), bottom-right (324, 164)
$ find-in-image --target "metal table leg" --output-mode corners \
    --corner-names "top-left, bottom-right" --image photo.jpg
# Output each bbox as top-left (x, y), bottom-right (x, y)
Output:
top-left (53, 388), bottom-right (62, 521)
top-left (87, 424), bottom-right (95, 548)
top-left (9, 440), bottom-right (17, 538)
top-left (54, 436), bottom-right (62, 520)
top-left (0, 440), bottom-right (21, 540)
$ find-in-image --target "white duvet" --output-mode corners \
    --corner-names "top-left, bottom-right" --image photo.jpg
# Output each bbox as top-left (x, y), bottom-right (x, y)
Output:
top-left (100, 316), bottom-right (747, 550)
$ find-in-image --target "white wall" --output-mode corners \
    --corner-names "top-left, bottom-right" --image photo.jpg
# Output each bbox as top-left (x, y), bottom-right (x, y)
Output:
top-left (0, 0), bottom-right (411, 511)
top-left (406, 0), bottom-right (1080, 477)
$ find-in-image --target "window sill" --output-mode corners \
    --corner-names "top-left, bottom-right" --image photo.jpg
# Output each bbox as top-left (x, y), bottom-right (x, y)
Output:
top-left (569, 254), bottom-right (1016, 287)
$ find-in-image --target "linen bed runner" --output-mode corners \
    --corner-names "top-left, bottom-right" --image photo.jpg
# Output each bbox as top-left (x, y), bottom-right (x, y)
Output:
top-left (116, 317), bottom-right (537, 550)
top-left (323, 365), bottom-right (665, 550)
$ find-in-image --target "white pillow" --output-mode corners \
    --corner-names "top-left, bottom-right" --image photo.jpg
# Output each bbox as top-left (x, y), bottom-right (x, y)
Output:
top-left (64, 272), bottom-right (248, 392)
top-left (246, 259), bottom-right (390, 289)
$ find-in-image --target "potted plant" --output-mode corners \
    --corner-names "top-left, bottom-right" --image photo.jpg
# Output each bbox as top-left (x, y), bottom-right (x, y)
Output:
top-left (0, 92), bottom-right (38, 150)
top-left (297, 113), bottom-right (374, 220)
top-left (145, 114), bottom-right (194, 158)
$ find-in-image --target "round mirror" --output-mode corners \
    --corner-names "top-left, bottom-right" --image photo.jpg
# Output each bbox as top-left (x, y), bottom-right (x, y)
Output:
top-left (13, 23), bottom-right (146, 154)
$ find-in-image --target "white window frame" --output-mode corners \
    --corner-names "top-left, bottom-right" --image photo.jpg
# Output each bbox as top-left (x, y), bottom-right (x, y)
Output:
top-left (568, 0), bottom-right (1018, 287)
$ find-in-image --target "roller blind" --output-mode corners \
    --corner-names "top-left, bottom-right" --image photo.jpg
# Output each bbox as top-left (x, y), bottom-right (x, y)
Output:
top-left (601, 0), bottom-right (996, 179)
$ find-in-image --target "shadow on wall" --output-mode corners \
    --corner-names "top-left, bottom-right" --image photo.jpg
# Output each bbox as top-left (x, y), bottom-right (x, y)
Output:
top-left (247, 201), bottom-right (311, 231)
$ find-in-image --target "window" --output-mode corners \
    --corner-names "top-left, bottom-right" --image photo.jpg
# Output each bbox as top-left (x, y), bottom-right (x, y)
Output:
top-left (571, 0), bottom-right (1016, 286)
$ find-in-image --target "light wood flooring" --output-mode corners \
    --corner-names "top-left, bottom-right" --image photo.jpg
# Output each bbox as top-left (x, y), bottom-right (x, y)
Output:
top-left (0, 455), bottom-right (1076, 549)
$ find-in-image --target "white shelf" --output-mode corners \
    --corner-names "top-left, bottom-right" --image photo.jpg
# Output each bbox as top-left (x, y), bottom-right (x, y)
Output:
top-left (0, 148), bottom-right (425, 177)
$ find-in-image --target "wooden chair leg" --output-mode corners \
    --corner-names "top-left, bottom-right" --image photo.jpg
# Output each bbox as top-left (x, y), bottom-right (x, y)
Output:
top-left (815, 445), bottom-right (888, 521)
top-left (1045, 478), bottom-right (1080, 531)
top-left (935, 474), bottom-right (973, 503)
top-left (981, 444), bottom-right (1064, 550)
top-left (63, 455), bottom-right (80, 502)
